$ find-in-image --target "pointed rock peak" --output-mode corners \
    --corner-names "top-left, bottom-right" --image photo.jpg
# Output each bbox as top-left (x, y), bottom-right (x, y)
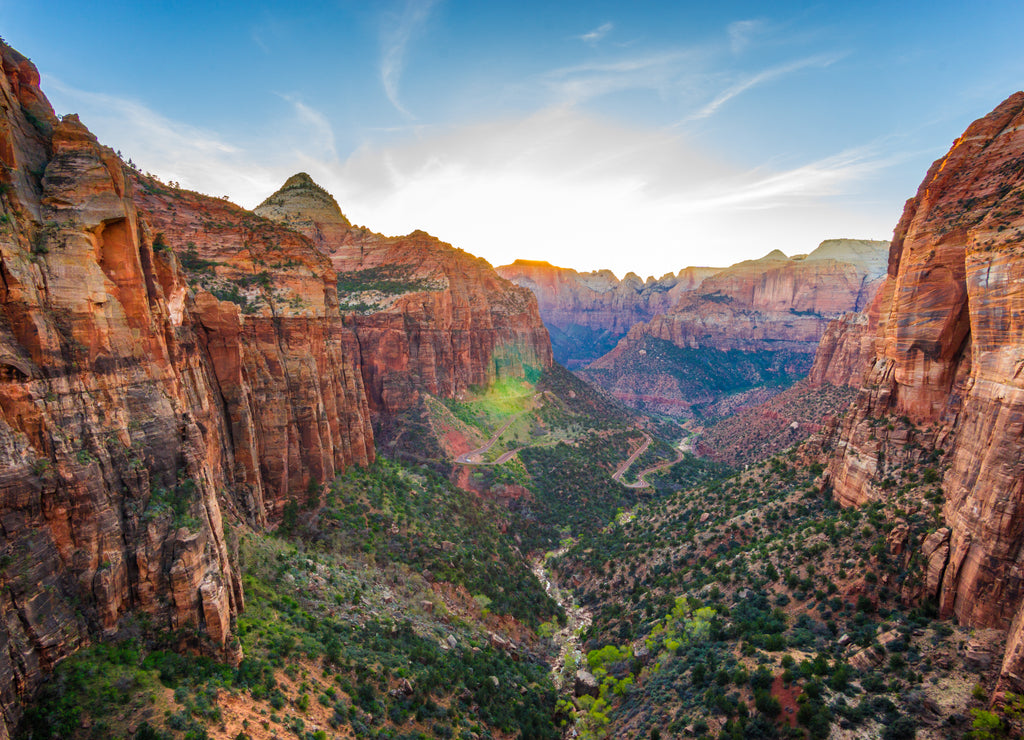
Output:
top-left (282, 172), bottom-right (318, 190)
top-left (255, 173), bottom-right (351, 227)
top-left (761, 249), bottom-right (790, 261)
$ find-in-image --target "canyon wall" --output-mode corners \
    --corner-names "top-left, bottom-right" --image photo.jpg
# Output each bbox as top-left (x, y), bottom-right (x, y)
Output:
top-left (495, 260), bottom-right (719, 367)
top-left (821, 92), bottom-right (1024, 689)
top-left (0, 45), bottom-right (247, 736)
top-left (256, 175), bottom-right (553, 414)
top-left (0, 42), bottom-right (552, 734)
top-left (579, 239), bottom-right (888, 415)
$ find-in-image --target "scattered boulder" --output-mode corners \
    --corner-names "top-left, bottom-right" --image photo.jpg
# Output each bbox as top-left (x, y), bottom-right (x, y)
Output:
top-left (574, 670), bottom-right (600, 698)
top-left (964, 641), bottom-right (993, 671)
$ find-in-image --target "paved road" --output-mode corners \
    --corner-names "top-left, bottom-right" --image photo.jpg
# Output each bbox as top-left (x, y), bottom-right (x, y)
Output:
top-left (455, 414), bottom-right (520, 464)
top-left (611, 434), bottom-right (652, 482)
top-left (621, 445), bottom-right (686, 489)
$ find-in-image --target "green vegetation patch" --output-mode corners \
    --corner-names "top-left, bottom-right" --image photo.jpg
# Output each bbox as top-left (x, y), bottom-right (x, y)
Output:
top-left (287, 458), bottom-right (561, 626)
top-left (336, 264), bottom-right (440, 298)
top-left (515, 433), bottom-right (642, 553)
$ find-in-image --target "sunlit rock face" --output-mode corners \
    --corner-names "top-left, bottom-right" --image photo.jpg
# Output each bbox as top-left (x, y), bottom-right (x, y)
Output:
top-left (0, 40), bottom-right (393, 735)
top-left (822, 92), bottom-right (1024, 690)
top-left (256, 176), bottom-right (553, 414)
top-left (0, 42), bottom-right (250, 735)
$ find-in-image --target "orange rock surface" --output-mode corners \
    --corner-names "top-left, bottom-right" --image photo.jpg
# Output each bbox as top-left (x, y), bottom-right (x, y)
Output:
top-left (496, 259), bottom-right (719, 367)
top-left (0, 43), bottom-right (244, 733)
top-left (0, 46), bottom-right (554, 734)
top-left (823, 92), bottom-right (1024, 689)
top-left (255, 175), bottom-right (553, 413)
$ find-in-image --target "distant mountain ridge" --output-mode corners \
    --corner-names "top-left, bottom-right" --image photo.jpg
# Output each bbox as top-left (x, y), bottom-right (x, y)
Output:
top-left (496, 260), bottom-right (719, 367)
top-left (506, 239), bottom-right (889, 417)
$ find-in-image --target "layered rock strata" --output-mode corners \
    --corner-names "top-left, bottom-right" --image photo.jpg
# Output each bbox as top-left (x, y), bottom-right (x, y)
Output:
top-left (496, 260), bottom-right (719, 367)
top-left (256, 175), bottom-right (553, 413)
top-left (0, 44), bottom-right (248, 736)
top-left (580, 239), bottom-right (889, 414)
top-left (821, 92), bottom-right (1024, 688)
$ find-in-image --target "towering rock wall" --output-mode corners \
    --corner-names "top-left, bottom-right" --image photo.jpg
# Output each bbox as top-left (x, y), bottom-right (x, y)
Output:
top-left (0, 45), bottom-right (247, 736)
top-left (495, 259), bottom-right (719, 367)
top-left (822, 92), bottom-right (1024, 688)
top-left (0, 39), bottom-right (552, 735)
top-left (256, 176), bottom-right (553, 414)
top-left (628, 240), bottom-right (887, 354)
top-left (132, 177), bottom-right (375, 519)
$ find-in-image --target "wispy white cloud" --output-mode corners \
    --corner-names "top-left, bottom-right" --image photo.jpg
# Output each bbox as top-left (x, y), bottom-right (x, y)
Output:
top-left (672, 147), bottom-right (894, 214)
top-left (277, 94), bottom-right (337, 159)
top-left (578, 22), bottom-right (613, 45)
top-left (380, 0), bottom-right (439, 119)
top-left (42, 77), bottom-right (300, 205)
top-left (682, 52), bottom-right (845, 123)
top-left (325, 108), bottom-right (897, 275)
top-left (727, 19), bottom-right (766, 54)
top-left (543, 50), bottom-right (696, 106)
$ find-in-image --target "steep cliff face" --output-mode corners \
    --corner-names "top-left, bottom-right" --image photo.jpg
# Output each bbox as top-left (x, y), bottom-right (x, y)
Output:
top-left (495, 260), bottom-right (719, 367)
top-left (822, 92), bottom-right (1024, 688)
top-left (0, 44), bottom-right (380, 736)
top-left (256, 176), bottom-right (553, 413)
top-left (807, 275), bottom-right (889, 388)
top-left (133, 176), bottom-right (375, 519)
top-left (0, 46), bottom-right (244, 736)
top-left (580, 239), bottom-right (888, 415)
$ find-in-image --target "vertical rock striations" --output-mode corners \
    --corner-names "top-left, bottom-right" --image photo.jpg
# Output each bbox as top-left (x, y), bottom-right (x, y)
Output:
top-left (0, 43), bottom-right (375, 735)
top-left (256, 176), bottom-right (553, 414)
top-left (0, 44), bottom-right (243, 735)
top-left (132, 176), bottom-right (375, 519)
top-left (822, 92), bottom-right (1024, 688)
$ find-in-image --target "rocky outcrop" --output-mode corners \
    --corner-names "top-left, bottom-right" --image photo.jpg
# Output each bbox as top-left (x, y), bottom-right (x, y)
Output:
top-left (256, 177), bottom-right (553, 413)
top-left (821, 92), bottom-right (1024, 689)
top-left (0, 41), bottom-right (385, 735)
top-left (580, 240), bottom-right (888, 415)
top-left (807, 273), bottom-right (889, 388)
top-left (133, 176), bottom-right (375, 519)
top-left (495, 260), bottom-right (718, 367)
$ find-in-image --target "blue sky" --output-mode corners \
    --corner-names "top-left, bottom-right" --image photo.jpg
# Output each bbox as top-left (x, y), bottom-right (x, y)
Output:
top-left (4, 1), bottom-right (1024, 276)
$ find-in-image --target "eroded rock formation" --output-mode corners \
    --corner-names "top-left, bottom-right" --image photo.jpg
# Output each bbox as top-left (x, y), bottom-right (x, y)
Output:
top-left (580, 239), bottom-right (889, 415)
top-left (0, 44), bottom-right (249, 735)
top-left (256, 176), bottom-right (553, 414)
top-left (821, 92), bottom-right (1024, 689)
top-left (495, 260), bottom-right (719, 368)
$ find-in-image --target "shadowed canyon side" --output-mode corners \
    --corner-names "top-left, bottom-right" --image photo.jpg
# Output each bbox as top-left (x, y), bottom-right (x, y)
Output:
top-left (255, 175), bottom-right (553, 415)
top-left (495, 260), bottom-right (720, 368)
top-left (821, 91), bottom-right (1024, 689)
top-left (578, 239), bottom-right (889, 416)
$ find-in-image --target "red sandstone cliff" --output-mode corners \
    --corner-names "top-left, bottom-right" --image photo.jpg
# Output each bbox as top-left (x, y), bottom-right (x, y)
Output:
top-left (255, 175), bottom-right (553, 413)
top-left (0, 45), bottom-right (247, 735)
top-left (580, 239), bottom-right (888, 415)
top-left (0, 43), bottom-right (383, 734)
top-left (132, 176), bottom-right (375, 518)
top-left (821, 92), bottom-right (1024, 689)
